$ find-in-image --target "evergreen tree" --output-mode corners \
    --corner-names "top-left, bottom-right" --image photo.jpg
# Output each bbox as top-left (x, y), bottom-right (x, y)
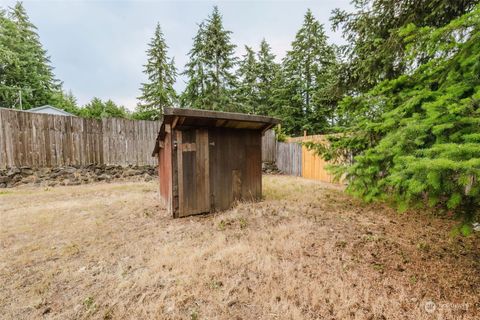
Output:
top-left (49, 90), bottom-right (80, 115)
top-left (331, 0), bottom-right (478, 94)
top-left (4, 2), bottom-right (59, 109)
top-left (135, 23), bottom-right (177, 120)
top-left (0, 8), bottom-right (21, 108)
top-left (256, 39), bottom-right (280, 116)
top-left (181, 6), bottom-right (237, 111)
top-left (311, 48), bottom-right (343, 127)
top-left (180, 22), bottom-right (207, 109)
top-left (269, 65), bottom-right (294, 124)
top-left (0, 3), bottom-right (79, 112)
top-left (235, 40), bottom-right (281, 116)
top-left (278, 9), bottom-right (337, 135)
top-left (235, 45), bottom-right (257, 113)
top-left (314, 7), bottom-right (480, 232)
top-left (80, 97), bottom-right (129, 119)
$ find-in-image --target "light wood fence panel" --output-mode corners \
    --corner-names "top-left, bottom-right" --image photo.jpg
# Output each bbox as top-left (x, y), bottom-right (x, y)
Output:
top-left (290, 134), bottom-right (339, 183)
top-left (276, 142), bottom-right (302, 176)
top-left (0, 108), bottom-right (161, 169)
top-left (301, 145), bottom-right (336, 183)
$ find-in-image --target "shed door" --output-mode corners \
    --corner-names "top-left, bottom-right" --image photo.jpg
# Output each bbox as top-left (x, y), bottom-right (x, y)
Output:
top-left (176, 128), bottom-right (210, 217)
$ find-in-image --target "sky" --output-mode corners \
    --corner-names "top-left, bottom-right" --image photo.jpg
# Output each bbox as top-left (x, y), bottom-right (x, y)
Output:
top-left (2, 0), bottom-right (352, 110)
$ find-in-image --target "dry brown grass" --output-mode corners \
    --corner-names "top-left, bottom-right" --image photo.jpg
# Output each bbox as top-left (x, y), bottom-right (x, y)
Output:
top-left (0, 175), bottom-right (479, 320)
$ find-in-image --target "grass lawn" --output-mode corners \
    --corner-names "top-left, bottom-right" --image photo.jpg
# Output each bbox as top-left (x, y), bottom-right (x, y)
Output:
top-left (0, 175), bottom-right (478, 319)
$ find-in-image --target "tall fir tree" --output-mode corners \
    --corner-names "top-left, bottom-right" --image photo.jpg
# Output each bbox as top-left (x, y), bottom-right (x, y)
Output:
top-left (0, 8), bottom-right (20, 108)
top-left (4, 2), bottom-right (59, 109)
top-left (181, 6), bottom-right (237, 111)
top-left (235, 45), bottom-right (258, 113)
top-left (331, 0), bottom-right (478, 94)
top-left (135, 23), bottom-right (177, 120)
top-left (180, 22), bottom-right (207, 109)
top-left (278, 9), bottom-right (337, 135)
top-left (311, 47), bottom-right (343, 127)
top-left (49, 90), bottom-right (80, 116)
top-left (256, 39), bottom-right (280, 116)
top-left (80, 97), bottom-right (129, 119)
top-left (313, 7), bottom-right (480, 232)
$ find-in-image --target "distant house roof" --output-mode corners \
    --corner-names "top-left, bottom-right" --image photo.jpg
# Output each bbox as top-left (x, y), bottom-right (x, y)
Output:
top-left (28, 105), bottom-right (74, 116)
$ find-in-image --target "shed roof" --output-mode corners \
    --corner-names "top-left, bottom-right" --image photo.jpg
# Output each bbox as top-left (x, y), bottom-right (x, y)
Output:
top-left (152, 107), bottom-right (280, 156)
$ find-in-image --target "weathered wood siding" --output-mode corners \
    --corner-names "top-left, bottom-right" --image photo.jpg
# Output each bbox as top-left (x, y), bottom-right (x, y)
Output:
top-left (168, 127), bottom-right (262, 217)
top-left (158, 125), bottom-right (172, 212)
top-left (0, 108), bottom-right (161, 168)
top-left (208, 127), bottom-right (262, 212)
top-left (276, 142), bottom-right (302, 176)
top-left (261, 129), bottom-right (276, 162)
top-left (174, 128), bottom-right (211, 217)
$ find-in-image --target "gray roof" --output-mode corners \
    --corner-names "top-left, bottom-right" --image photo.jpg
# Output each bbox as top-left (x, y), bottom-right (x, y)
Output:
top-left (28, 105), bottom-right (74, 116)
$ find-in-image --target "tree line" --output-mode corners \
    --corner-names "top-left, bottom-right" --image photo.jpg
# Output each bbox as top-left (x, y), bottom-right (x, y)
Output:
top-left (0, 2), bottom-right (132, 119)
top-left (137, 6), bottom-right (340, 136)
top-left (0, 2), bottom-right (341, 136)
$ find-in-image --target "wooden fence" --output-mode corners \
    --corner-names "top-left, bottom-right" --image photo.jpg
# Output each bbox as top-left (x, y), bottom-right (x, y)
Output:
top-left (290, 135), bottom-right (336, 183)
top-left (0, 107), bottom-right (338, 183)
top-left (276, 142), bottom-right (302, 176)
top-left (261, 129), bottom-right (276, 162)
top-left (0, 108), bottom-right (161, 169)
top-left (275, 134), bottom-right (339, 183)
top-left (301, 145), bottom-right (336, 183)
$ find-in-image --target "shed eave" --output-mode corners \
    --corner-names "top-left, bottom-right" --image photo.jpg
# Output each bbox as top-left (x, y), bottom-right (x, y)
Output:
top-left (163, 107), bottom-right (280, 125)
top-left (152, 108), bottom-right (281, 156)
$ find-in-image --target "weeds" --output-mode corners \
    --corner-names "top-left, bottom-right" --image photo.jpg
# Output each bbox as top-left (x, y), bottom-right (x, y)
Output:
top-left (190, 310), bottom-right (199, 320)
top-left (372, 263), bottom-right (384, 272)
top-left (83, 296), bottom-right (97, 313)
top-left (417, 241), bottom-right (431, 252)
top-left (238, 217), bottom-right (248, 229)
top-left (208, 279), bottom-right (224, 290)
top-left (409, 275), bottom-right (418, 284)
top-left (63, 243), bottom-right (80, 256)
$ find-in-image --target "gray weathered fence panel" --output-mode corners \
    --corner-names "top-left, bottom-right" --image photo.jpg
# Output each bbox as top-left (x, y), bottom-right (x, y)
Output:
top-left (0, 108), bottom-right (161, 169)
top-left (276, 142), bottom-right (302, 176)
top-left (261, 129), bottom-right (276, 162)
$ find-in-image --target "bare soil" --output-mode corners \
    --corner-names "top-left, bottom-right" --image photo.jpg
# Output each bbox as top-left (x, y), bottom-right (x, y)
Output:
top-left (0, 175), bottom-right (478, 319)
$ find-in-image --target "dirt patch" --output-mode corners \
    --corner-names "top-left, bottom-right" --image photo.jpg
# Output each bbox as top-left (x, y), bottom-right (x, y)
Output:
top-left (0, 175), bottom-right (478, 319)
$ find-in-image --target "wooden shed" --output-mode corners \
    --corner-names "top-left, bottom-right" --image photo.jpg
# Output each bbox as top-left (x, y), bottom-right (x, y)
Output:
top-left (152, 108), bottom-right (280, 218)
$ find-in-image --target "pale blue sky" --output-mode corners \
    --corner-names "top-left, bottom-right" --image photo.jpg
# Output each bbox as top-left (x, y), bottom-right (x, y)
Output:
top-left (2, 0), bottom-right (352, 109)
